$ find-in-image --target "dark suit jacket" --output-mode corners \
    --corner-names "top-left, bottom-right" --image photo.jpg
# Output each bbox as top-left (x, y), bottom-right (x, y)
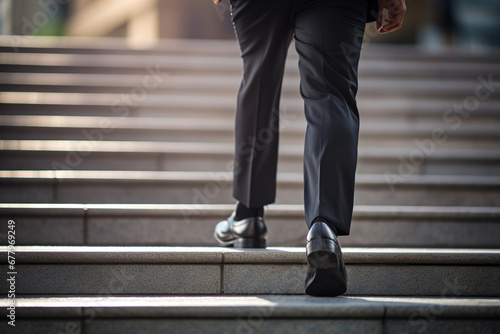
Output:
top-left (366, 0), bottom-right (379, 22)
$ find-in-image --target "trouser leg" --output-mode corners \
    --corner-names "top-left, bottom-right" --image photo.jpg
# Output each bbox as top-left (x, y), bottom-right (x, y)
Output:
top-left (294, 1), bottom-right (367, 235)
top-left (230, 0), bottom-right (294, 208)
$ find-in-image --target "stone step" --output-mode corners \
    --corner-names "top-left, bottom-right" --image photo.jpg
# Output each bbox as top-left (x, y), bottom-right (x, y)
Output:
top-left (1, 203), bottom-right (499, 248)
top-left (1, 95), bottom-right (499, 130)
top-left (1, 115), bottom-right (499, 148)
top-left (1, 171), bottom-right (500, 206)
top-left (1, 35), bottom-right (499, 59)
top-left (0, 36), bottom-right (243, 56)
top-left (2, 140), bottom-right (500, 175)
top-left (2, 73), bottom-right (498, 100)
top-left (1, 51), bottom-right (499, 79)
top-left (3, 35), bottom-right (500, 63)
top-left (2, 92), bottom-right (499, 125)
top-left (0, 246), bottom-right (499, 297)
top-left (1, 295), bottom-right (499, 334)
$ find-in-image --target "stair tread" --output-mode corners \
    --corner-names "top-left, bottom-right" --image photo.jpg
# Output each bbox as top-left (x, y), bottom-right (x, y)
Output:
top-left (2, 52), bottom-right (499, 76)
top-left (1, 295), bottom-right (499, 319)
top-left (2, 203), bottom-right (500, 218)
top-left (1, 247), bottom-right (498, 296)
top-left (0, 36), bottom-right (242, 55)
top-left (2, 94), bottom-right (500, 117)
top-left (2, 35), bottom-right (500, 62)
top-left (2, 73), bottom-right (498, 98)
top-left (3, 114), bottom-right (500, 133)
top-left (1, 246), bottom-right (499, 264)
top-left (2, 98), bottom-right (500, 117)
top-left (3, 139), bottom-right (500, 160)
top-left (2, 170), bottom-right (500, 186)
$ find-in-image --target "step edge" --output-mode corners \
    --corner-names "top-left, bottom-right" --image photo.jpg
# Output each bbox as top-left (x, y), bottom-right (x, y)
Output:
top-left (2, 203), bottom-right (500, 218)
top-left (1, 295), bottom-right (499, 319)
top-left (1, 246), bottom-right (499, 265)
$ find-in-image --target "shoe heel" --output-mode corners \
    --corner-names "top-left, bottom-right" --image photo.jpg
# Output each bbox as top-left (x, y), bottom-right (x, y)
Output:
top-left (234, 238), bottom-right (266, 249)
top-left (307, 238), bottom-right (338, 269)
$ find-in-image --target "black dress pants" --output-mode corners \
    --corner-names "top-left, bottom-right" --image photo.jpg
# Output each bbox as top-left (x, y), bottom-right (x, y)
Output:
top-left (230, 0), bottom-right (368, 235)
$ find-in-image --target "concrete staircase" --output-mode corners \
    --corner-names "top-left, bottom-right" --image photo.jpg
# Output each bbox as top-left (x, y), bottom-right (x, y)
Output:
top-left (1, 36), bottom-right (500, 333)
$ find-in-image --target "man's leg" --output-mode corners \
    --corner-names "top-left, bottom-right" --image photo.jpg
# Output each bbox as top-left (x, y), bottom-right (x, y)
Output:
top-left (230, 0), bottom-right (294, 209)
top-left (294, 0), bottom-right (367, 236)
top-left (213, 0), bottom-right (294, 248)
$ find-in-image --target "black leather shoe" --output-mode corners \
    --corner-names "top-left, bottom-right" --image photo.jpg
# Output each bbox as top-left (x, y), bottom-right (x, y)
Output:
top-left (214, 212), bottom-right (267, 248)
top-left (305, 222), bottom-right (347, 297)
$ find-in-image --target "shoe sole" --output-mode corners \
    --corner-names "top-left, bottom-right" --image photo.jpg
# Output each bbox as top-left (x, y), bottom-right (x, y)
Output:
top-left (305, 239), bottom-right (347, 297)
top-left (234, 238), bottom-right (266, 248)
top-left (214, 232), bottom-right (266, 249)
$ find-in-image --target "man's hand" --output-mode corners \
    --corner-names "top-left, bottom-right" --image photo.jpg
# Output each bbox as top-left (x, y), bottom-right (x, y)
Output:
top-left (376, 0), bottom-right (407, 34)
top-left (213, 0), bottom-right (221, 4)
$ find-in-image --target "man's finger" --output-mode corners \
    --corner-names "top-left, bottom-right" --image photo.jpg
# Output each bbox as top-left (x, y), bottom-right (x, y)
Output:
top-left (382, 20), bottom-right (402, 29)
top-left (380, 23), bottom-right (402, 34)
top-left (378, 20), bottom-right (402, 33)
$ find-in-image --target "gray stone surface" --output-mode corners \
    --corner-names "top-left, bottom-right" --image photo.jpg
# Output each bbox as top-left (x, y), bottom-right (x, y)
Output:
top-left (3, 173), bottom-right (500, 205)
top-left (4, 246), bottom-right (499, 265)
top-left (87, 319), bottom-right (382, 334)
top-left (2, 203), bottom-right (500, 247)
top-left (351, 205), bottom-right (500, 219)
top-left (4, 203), bottom-right (499, 219)
top-left (87, 216), bottom-right (309, 247)
top-left (0, 203), bottom-right (86, 215)
top-left (0, 35), bottom-right (496, 60)
top-left (2, 246), bottom-right (223, 263)
top-left (2, 246), bottom-right (499, 296)
top-left (2, 296), bottom-right (499, 333)
top-left (71, 214), bottom-right (500, 247)
top-left (368, 296), bottom-right (500, 317)
top-left (2, 320), bottom-right (83, 334)
top-left (346, 265), bottom-right (500, 296)
top-left (56, 181), bottom-right (237, 204)
top-left (16, 306), bottom-right (82, 318)
top-left (222, 263), bottom-right (500, 296)
top-left (2, 294), bottom-right (500, 332)
top-left (386, 320), bottom-right (500, 334)
top-left (0, 216), bottom-right (84, 245)
top-left (0, 179), bottom-right (54, 203)
top-left (5, 116), bottom-right (500, 149)
top-left (1, 295), bottom-right (385, 318)
top-left (3, 264), bottom-right (220, 295)
top-left (3, 296), bottom-right (499, 318)
top-left (222, 248), bottom-right (306, 264)
top-left (87, 217), bottom-right (220, 246)
top-left (343, 248), bottom-right (500, 265)
top-left (224, 264), bottom-right (306, 294)
top-left (5, 139), bottom-right (500, 175)
top-left (0, 150), bottom-right (161, 172)
top-left (426, 161), bottom-right (500, 176)
top-left (6, 65), bottom-right (500, 98)
top-left (345, 219), bottom-right (500, 248)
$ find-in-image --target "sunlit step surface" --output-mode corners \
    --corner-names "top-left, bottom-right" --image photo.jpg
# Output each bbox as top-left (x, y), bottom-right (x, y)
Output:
top-left (1, 50), bottom-right (499, 79)
top-left (1, 115), bottom-right (499, 149)
top-left (2, 140), bottom-right (500, 175)
top-left (0, 295), bottom-right (499, 334)
top-left (2, 35), bottom-right (500, 62)
top-left (2, 73), bottom-right (498, 100)
top-left (0, 246), bottom-right (499, 296)
top-left (1, 170), bottom-right (500, 206)
top-left (1, 203), bottom-right (500, 248)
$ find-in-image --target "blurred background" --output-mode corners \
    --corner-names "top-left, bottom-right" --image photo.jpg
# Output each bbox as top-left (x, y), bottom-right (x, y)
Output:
top-left (1, 0), bottom-right (500, 51)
